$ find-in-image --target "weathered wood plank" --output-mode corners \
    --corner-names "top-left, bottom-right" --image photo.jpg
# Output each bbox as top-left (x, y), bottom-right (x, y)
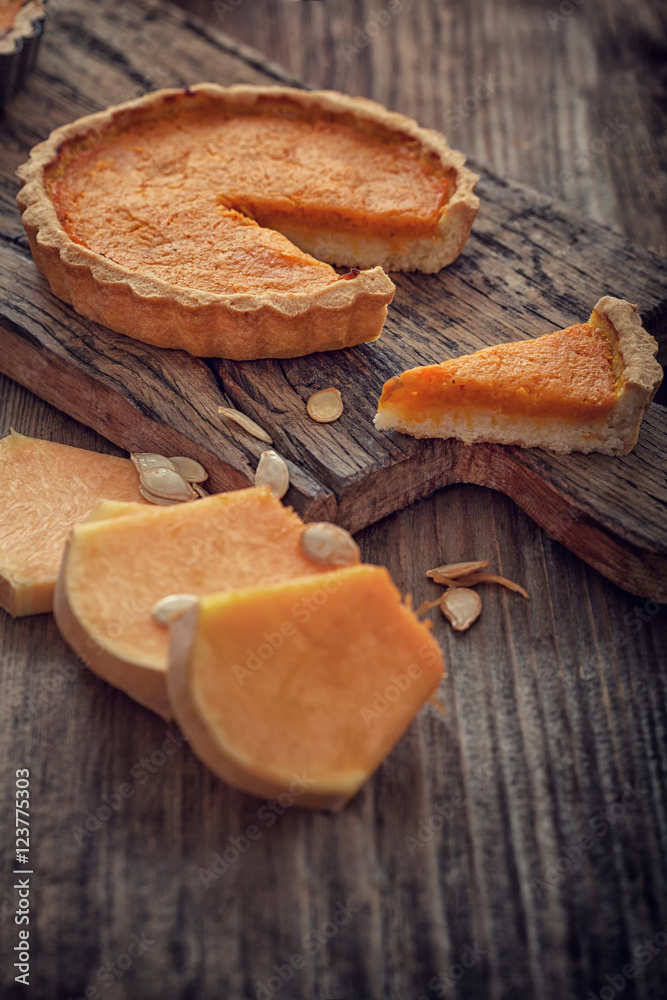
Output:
top-left (0, 249), bottom-right (336, 521)
top-left (193, 0), bottom-right (667, 261)
top-left (2, 5), bottom-right (665, 602)
top-left (1, 2), bottom-right (666, 1000)
top-left (2, 186), bottom-right (665, 593)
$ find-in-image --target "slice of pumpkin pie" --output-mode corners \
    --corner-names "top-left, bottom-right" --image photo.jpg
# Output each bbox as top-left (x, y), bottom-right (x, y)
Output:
top-left (17, 84), bottom-right (479, 360)
top-left (374, 297), bottom-right (662, 455)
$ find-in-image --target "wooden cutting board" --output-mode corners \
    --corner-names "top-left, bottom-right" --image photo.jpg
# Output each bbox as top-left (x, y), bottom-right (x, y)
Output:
top-left (1, 52), bottom-right (666, 601)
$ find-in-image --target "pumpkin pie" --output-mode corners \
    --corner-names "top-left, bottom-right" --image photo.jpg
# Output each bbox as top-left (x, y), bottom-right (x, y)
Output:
top-left (0, 0), bottom-right (43, 54)
top-left (374, 297), bottom-right (663, 455)
top-left (17, 84), bottom-right (479, 360)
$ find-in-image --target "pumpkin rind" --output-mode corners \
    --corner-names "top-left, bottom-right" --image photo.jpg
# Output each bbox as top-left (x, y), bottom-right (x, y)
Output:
top-left (0, 430), bottom-right (146, 617)
top-left (54, 488), bottom-right (356, 718)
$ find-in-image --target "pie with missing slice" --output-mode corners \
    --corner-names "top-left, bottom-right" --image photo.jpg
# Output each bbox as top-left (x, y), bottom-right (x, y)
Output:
top-left (17, 84), bottom-right (479, 360)
top-left (374, 297), bottom-right (663, 455)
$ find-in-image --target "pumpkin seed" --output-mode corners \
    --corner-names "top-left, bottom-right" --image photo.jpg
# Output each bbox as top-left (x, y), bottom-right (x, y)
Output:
top-left (152, 593), bottom-right (198, 626)
top-left (218, 406), bottom-right (273, 444)
top-left (254, 449), bottom-right (289, 499)
top-left (426, 559), bottom-right (490, 582)
top-left (300, 522), bottom-right (360, 566)
top-left (140, 467), bottom-right (196, 502)
top-left (414, 598), bottom-right (441, 617)
top-left (452, 572), bottom-right (530, 599)
top-left (169, 456), bottom-right (208, 483)
top-left (439, 588), bottom-right (482, 631)
top-left (193, 483), bottom-right (208, 498)
top-left (306, 387), bottom-right (344, 423)
top-left (138, 485), bottom-right (182, 506)
top-left (131, 453), bottom-right (177, 474)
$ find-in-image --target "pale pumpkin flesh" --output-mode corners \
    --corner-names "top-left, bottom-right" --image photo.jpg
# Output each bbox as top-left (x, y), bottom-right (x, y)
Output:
top-left (54, 488), bottom-right (349, 718)
top-left (0, 430), bottom-right (145, 617)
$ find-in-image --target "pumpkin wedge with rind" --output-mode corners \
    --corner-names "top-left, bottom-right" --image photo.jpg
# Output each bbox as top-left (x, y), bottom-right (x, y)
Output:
top-left (16, 83), bottom-right (478, 360)
top-left (374, 297), bottom-right (663, 456)
top-left (53, 488), bottom-right (357, 720)
top-left (0, 430), bottom-right (146, 617)
top-left (167, 565), bottom-right (444, 810)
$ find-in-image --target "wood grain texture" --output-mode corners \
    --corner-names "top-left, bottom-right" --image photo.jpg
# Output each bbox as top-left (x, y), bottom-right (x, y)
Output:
top-left (2, 28), bottom-right (666, 595)
top-left (182, 0), bottom-right (667, 258)
top-left (3, 227), bottom-right (666, 594)
top-left (0, 2), bottom-right (666, 999)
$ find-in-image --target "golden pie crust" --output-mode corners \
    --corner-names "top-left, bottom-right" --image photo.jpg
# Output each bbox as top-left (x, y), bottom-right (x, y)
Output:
top-left (16, 84), bottom-right (479, 360)
top-left (0, 0), bottom-right (44, 55)
top-left (374, 297), bottom-right (663, 455)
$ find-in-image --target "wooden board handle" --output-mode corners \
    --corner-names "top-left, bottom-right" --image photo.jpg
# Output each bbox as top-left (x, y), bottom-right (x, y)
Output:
top-left (456, 416), bottom-right (667, 601)
top-left (1, 203), bottom-right (665, 601)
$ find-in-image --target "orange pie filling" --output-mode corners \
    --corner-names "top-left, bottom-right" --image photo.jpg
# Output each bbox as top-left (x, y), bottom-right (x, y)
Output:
top-left (0, 0), bottom-right (26, 35)
top-left (46, 102), bottom-right (453, 296)
top-left (379, 320), bottom-right (620, 425)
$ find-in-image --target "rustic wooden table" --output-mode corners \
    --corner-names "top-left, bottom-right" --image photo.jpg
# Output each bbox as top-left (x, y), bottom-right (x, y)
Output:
top-left (1, 1), bottom-right (666, 998)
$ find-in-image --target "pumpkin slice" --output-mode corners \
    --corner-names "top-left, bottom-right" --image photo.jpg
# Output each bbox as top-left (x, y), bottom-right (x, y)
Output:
top-left (374, 297), bottom-right (663, 455)
top-left (80, 498), bottom-right (147, 524)
top-left (0, 430), bottom-right (146, 617)
top-left (168, 565), bottom-right (444, 810)
top-left (54, 488), bottom-right (354, 719)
